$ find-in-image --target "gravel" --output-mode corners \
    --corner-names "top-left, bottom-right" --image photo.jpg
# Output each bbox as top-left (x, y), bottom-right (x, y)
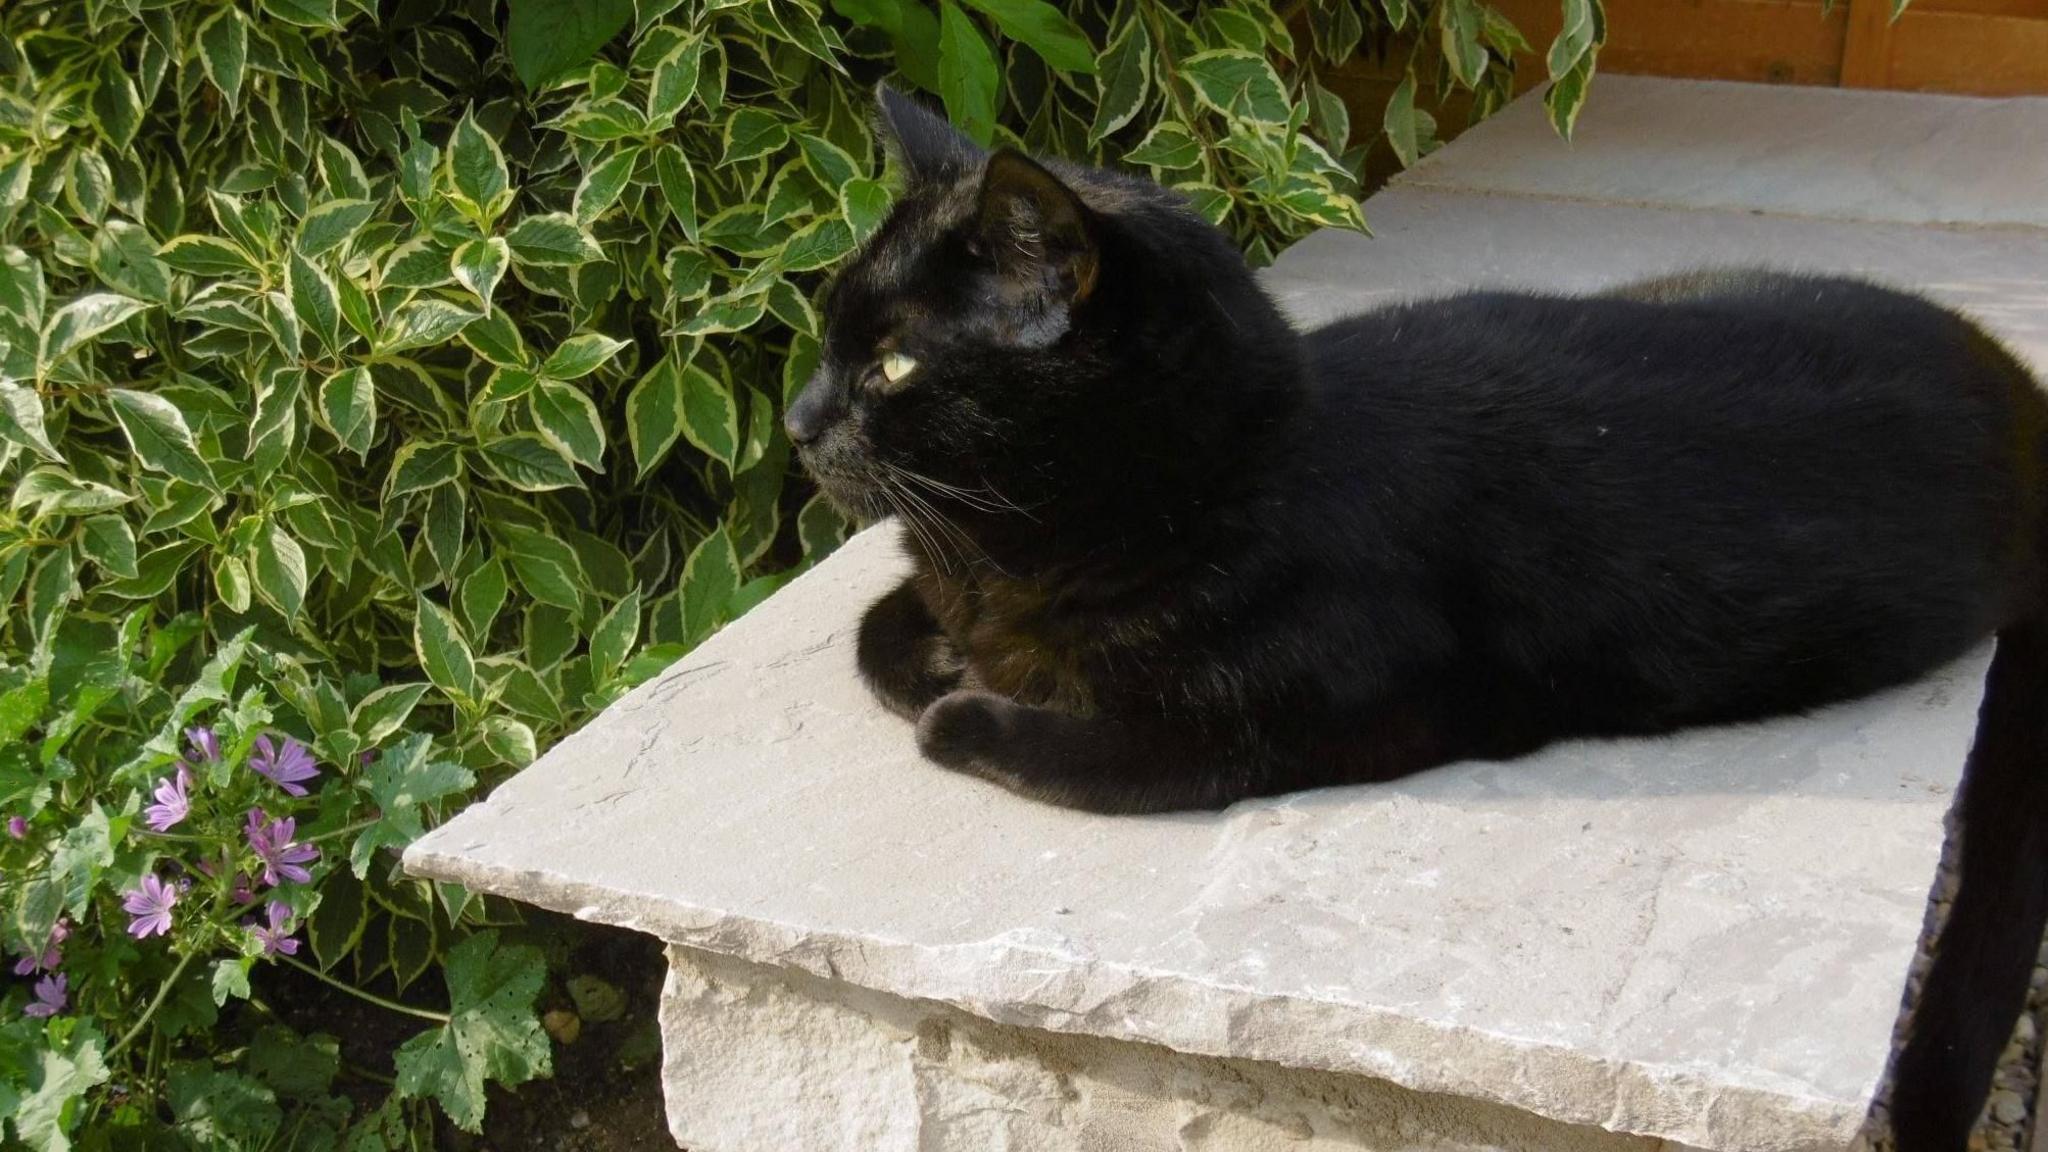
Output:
top-left (1861, 810), bottom-right (2048, 1152)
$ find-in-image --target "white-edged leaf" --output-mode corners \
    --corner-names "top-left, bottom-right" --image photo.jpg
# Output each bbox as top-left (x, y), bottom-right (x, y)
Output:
top-left (452, 237), bottom-right (511, 313)
top-left (107, 387), bottom-right (213, 488)
top-left (414, 596), bottom-right (477, 701)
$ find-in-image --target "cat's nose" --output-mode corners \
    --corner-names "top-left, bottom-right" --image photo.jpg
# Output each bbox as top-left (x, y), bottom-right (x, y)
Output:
top-left (785, 377), bottom-right (842, 446)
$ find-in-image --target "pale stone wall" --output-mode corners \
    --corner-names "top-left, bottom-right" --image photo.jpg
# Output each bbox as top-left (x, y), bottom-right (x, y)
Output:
top-left (661, 945), bottom-right (1708, 1152)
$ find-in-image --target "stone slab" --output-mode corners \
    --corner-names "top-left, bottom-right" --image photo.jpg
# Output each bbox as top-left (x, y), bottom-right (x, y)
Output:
top-left (408, 507), bottom-right (1991, 1150)
top-left (660, 943), bottom-right (1704, 1152)
top-left (1395, 75), bottom-right (2048, 229)
top-left (1266, 186), bottom-right (2048, 374)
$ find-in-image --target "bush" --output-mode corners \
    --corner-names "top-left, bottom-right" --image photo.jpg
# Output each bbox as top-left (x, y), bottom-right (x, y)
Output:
top-left (0, 0), bottom-right (1603, 1146)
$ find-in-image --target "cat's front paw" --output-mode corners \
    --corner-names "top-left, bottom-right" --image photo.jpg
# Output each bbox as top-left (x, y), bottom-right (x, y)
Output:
top-left (915, 690), bottom-right (1017, 772)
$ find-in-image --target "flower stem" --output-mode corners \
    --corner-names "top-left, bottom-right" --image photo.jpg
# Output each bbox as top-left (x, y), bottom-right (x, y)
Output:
top-left (304, 817), bottom-right (377, 845)
top-left (107, 951), bottom-right (197, 1060)
top-left (278, 954), bottom-right (451, 1024)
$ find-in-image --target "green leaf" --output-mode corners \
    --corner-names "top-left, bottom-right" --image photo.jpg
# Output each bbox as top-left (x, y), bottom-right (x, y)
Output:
top-left (1179, 180), bottom-right (1220, 227)
top-left (108, 388), bottom-right (213, 488)
top-left (462, 309), bottom-right (530, 367)
top-left (1088, 14), bottom-right (1151, 144)
top-left (297, 198), bottom-right (377, 258)
top-left (498, 525), bottom-right (586, 610)
top-left (460, 559), bottom-right (510, 638)
top-left (388, 441), bottom-right (463, 497)
top-left (414, 597), bottom-right (477, 701)
top-left (590, 587), bottom-right (641, 683)
top-left (505, 212), bottom-right (604, 266)
top-left (674, 291), bottom-right (767, 337)
top-left (1544, 0), bottom-right (1605, 137)
top-left (197, 6), bottom-right (251, 107)
top-left (212, 958), bottom-right (253, 1006)
top-left (574, 148), bottom-right (639, 226)
top-left (1124, 122), bottom-right (1202, 169)
top-left (626, 356), bottom-right (685, 480)
top-left (937, 0), bottom-right (999, 146)
top-left (320, 365), bottom-right (376, 456)
top-left (840, 179), bottom-right (891, 243)
top-left (92, 56), bottom-right (145, 150)
top-left (0, 380), bottom-right (61, 462)
top-left (960, 0), bottom-right (1096, 72)
top-left (480, 715), bottom-right (538, 766)
top-left (1384, 73), bottom-right (1437, 168)
top-left (647, 37), bottom-right (704, 122)
top-left (80, 515), bottom-right (138, 579)
top-left (541, 333), bottom-right (629, 379)
top-left (450, 111), bottom-right (513, 224)
top-left (723, 109), bottom-right (790, 165)
top-left (776, 218), bottom-right (856, 273)
top-left (653, 145), bottom-right (698, 240)
top-left (506, 0), bottom-right (634, 90)
top-left (679, 360), bottom-right (739, 469)
top-left (380, 299), bottom-right (480, 353)
top-left (157, 235), bottom-right (262, 277)
top-left (213, 552), bottom-right (252, 613)
top-left (166, 1066), bottom-right (280, 1150)
top-left (43, 293), bottom-right (152, 364)
top-left (392, 932), bottom-right (551, 1131)
top-left (1180, 49), bottom-right (1291, 124)
top-left (478, 433), bottom-right (581, 492)
top-left (529, 381), bottom-right (606, 471)
top-left (681, 524), bottom-right (740, 645)
top-left (352, 682), bottom-right (431, 746)
top-left (262, 0), bottom-right (342, 26)
top-left (797, 134), bottom-right (861, 188)
top-left (452, 237), bottom-right (512, 312)
top-left (14, 1034), bottom-right (110, 1152)
top-left (1439, 0), bottom-right (1490, 89)
top-left (287, 250), bottom-right (343, 351)
top-left (253, 524), bottom-right (310, 619)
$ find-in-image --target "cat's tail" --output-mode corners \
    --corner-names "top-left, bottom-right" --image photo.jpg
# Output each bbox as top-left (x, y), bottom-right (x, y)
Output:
top-left (1888, 403), bottom-right (2048, 1150)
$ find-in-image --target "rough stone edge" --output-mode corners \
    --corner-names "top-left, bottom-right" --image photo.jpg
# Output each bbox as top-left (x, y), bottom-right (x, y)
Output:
top-left (404, 842), bottom-right (1861, 1152)
top-left (658, 942), bottom-right (1731, 1152)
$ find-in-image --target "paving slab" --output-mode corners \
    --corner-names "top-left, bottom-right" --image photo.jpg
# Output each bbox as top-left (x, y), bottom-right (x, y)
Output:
top-left (406, 78), bottom-right (2048, 1152)
top-left (1396, 75), bottom-right (2048, 229)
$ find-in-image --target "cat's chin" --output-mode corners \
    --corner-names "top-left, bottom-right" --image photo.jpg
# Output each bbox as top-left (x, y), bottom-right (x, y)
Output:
top-left (807, 472), bottom-right (893, 524)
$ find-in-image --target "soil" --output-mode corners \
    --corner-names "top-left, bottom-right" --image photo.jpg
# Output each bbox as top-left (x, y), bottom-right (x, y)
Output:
top-left (259, 912), bottom-right (675, 1151)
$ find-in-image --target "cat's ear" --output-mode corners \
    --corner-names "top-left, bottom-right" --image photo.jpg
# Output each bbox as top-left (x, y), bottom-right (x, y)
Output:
top-left (875, 83), bottom-right (983, 185)
top-left (974, 150), bottom-right (1099, 304)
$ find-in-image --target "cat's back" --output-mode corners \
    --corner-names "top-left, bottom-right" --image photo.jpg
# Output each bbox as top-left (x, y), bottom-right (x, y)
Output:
top-left (1296, 270), bottom-right (2038, 456)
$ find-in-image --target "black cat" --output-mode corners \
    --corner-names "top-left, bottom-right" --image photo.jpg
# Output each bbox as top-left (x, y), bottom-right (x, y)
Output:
top-left (787, 87), bottom-right (2048, 1150)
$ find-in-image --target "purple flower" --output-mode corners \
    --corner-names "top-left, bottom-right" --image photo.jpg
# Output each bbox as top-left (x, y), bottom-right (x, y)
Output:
top-left (12, 919), bottom-right (67, 976)
top-left (6, 816), bottom-right (25, 839)
top-left (122, 874), bottom-right (179, 939)
top-left (143, 766), bottom-right (192, 833)
top-left (244, 809), bottom-right (318, 887)
top-left (186, 726), bottom-right (220, 763)
top-left (248, 902), bottom-right (300, 958)
top-left (22, 973), bottom-right (66, 1018)
top-left (249, 735), bottom-right (319, 797)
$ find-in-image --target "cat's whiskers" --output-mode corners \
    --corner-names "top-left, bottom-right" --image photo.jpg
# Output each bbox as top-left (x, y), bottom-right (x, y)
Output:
top-left (883, 462), bottom-right (1040, 522)
top-left (874, 467), bottom-right (1012, 579)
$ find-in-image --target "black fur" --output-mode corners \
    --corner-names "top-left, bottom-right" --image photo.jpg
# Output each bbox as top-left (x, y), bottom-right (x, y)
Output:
top-left (790, 89), bottom-right (2048, 1147)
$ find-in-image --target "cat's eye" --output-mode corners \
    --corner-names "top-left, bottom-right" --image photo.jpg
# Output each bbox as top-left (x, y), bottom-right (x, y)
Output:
top-left (879, 351), bottom-right (919, 386)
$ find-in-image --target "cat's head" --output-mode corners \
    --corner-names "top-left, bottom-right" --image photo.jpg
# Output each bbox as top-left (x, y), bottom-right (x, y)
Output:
top-left (789, 86), bottom-right (1297, 562)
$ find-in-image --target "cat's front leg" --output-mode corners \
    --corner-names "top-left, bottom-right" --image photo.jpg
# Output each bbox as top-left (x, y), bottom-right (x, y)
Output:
top-left (857, 579), bottom-right (967, 719)
top-left (915, 691), bottom-right (1264, 814)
